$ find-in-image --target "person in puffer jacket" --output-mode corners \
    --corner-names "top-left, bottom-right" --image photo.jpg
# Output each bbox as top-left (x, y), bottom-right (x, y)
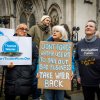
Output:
top-left (4, 23), bottom-right (38, 100)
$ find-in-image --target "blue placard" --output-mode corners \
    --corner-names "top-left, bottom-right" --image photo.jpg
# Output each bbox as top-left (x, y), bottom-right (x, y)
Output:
top-left (2, 41), bottom-right (19, 52)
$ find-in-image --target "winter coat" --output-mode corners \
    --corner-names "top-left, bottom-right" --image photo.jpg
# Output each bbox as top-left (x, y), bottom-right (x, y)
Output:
top-left (28, 23), bottom-right (51, 47)
top-left (4, 34), bottom-right (39, 96)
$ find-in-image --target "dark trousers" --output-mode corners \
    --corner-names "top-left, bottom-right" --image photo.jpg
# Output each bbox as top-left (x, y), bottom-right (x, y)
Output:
top-left (82, 86), bottom-right (100, 100)
top-left (32, 83), bottom-right (41, 99)
top-left (5, 95), bottom-right (28, 100)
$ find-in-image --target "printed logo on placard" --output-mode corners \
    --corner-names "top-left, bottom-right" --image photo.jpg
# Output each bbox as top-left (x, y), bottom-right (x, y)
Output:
top-left (0, 31), bottom-right (4, 36)
top-left (2, 41), bottom-right (19, 52)
top-left (0, 41), bottom-right (22, 56)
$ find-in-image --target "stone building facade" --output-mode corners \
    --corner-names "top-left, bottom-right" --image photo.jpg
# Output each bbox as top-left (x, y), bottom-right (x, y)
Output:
top-left (0, 0), bottom-right (100, 40)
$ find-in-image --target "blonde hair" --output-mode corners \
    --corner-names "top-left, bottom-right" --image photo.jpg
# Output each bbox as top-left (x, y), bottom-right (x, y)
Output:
top-left (52, 25), bottom-right (68, 41)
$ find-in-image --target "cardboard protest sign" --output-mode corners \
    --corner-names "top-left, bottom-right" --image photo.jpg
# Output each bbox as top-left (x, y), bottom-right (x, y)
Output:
top-left (38, 41), bottom-right (73, 90)
top-left (0, 28), bottom-right (15, 36)
top-left (0, 36), bottom-right (32, 65)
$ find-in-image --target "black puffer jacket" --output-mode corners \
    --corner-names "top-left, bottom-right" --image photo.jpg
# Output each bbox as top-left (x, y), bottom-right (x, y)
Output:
top-left (4, 34), bottom-right (38, 95)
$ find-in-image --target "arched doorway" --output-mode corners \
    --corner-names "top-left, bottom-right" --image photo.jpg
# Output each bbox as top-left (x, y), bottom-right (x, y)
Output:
top-left (29, 14), bottom-right (36, 28)
top-left (48, 3), bottom-right (62, 27)
top-left (20, 12), bottom-right (27, 24)
top-left (49, 8), bottom-right (59, 27)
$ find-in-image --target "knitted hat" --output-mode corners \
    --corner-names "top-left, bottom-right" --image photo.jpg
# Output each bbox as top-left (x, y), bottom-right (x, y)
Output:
top-left (41, 15), bottom-right (50, 22)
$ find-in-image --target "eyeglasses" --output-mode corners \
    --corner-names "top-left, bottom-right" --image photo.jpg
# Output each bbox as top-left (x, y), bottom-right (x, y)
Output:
top-left (19, 27), bottom-right (29, 32)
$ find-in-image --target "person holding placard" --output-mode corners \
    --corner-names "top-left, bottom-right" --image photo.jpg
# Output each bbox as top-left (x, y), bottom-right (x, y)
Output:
top-left (47, 24), bottom-right (76, 100)
top-left (4, 23), bottom-right (38, 100)
top-left (43, 25), bottom-right (74, 100)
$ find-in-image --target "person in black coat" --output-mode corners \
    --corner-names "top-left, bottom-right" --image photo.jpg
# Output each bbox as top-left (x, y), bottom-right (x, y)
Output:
top-left (4, 23), bottom-right (38, 100)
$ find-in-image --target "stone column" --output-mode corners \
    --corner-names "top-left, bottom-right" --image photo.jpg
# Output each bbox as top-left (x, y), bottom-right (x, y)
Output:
top-left (64, 0), bottom-right (74, 30)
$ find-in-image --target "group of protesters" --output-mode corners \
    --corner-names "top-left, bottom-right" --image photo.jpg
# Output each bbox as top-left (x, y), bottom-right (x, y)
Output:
top-left (2, 15), bottom-right (100, 100)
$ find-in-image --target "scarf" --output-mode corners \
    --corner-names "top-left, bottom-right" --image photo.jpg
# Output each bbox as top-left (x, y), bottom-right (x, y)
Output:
top-left (85, 35), bottom-right (97, 43)
top-left (38, 23), bottom-right (50, 34)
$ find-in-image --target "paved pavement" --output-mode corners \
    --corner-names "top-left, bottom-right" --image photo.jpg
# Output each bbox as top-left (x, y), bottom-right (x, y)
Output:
top-left (0, 92), bottom-right (97, 100)
top-left (65, 92), bottom-right (97, 100)
top-left (67, 92), bottom-right (84, 100)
